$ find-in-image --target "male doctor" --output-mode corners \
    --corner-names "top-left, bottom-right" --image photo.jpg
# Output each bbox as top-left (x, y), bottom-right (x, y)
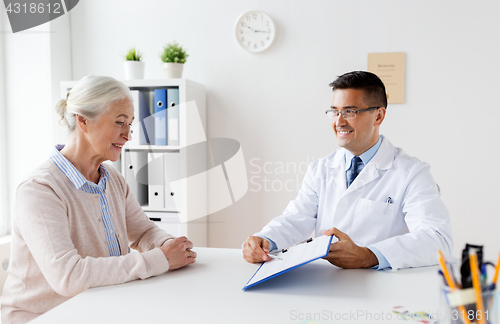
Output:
top-left (242, 71), bottom-right (453, 270)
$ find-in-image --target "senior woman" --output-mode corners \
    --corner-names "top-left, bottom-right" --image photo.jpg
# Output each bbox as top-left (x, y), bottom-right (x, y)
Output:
top-left (1, 76), bottom-right (196, 323)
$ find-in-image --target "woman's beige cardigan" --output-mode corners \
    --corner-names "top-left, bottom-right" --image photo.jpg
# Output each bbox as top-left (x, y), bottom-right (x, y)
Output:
top-left (1, 158), bottom-right (174, 323)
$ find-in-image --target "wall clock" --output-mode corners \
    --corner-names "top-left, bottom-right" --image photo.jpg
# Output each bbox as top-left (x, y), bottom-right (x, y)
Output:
top-left (235, 10), bottom-right (276, 53)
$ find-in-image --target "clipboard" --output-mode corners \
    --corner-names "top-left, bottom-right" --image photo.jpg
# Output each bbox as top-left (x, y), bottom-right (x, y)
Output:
top-left (243, 235), bottom-right (335, 290)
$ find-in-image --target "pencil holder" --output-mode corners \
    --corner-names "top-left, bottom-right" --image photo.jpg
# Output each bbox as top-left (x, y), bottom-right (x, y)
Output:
top-left (439, 285), bottom-right (498, 324)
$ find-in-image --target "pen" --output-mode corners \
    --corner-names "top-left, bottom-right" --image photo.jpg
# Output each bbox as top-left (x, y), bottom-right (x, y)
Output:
top-left (469, 249), bottom-right (486, 324)
top-left (437, 250), bottom-right (471, 324)
top-left (438, 270), bottom-right (448, 287)
top-left (266, 253), bottom-right (283, 261)
top-left (281, 237), bottom-right (314, 253)
top-left (384, 197), bottom-right (392, 214)
top-left (481, 264), bottom-right (487, 287)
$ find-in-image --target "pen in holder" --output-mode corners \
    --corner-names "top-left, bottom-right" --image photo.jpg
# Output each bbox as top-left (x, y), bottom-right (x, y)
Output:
top-left (438, 248), bottom-right (500, 324)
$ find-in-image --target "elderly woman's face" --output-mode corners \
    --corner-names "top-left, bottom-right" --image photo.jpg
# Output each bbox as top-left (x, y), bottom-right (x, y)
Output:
top-left (84, 99), bottom-right (134, 162)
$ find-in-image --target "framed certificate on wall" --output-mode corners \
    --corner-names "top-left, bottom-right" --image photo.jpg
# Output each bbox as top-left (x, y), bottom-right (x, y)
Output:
top-left (368, 52), bottom-right (406, 104)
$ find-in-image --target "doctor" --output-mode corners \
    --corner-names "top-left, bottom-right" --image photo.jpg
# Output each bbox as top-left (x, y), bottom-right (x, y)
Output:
top-left (242, 71), bottom-right (453, 270)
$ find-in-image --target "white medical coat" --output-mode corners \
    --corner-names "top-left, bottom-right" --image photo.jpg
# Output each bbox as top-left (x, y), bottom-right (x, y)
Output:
top-left (256, 136), bottom-right (453, 270)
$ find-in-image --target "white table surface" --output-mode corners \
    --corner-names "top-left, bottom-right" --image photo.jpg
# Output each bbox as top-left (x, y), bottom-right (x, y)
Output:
top-left (31, 247), bottom-right (442, 324)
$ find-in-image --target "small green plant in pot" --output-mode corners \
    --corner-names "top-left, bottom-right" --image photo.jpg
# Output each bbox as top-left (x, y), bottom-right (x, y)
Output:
top-left (123, 47), bottom-right (145, 80)
top-left (160, 42), bottom-right (188, 78)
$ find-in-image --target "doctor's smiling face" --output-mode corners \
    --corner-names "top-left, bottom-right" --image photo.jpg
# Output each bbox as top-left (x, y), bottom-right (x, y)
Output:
top-left (331, 88), bottom-right (386, 156)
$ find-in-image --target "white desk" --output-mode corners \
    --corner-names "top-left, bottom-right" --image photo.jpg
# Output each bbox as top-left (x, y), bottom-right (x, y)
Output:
top-left (31, 248), bottom-right (442, 324)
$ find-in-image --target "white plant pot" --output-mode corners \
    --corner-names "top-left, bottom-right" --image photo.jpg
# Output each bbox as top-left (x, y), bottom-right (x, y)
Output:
top-left (123, 61), bottom-right (145, 80)
top-left (163, 63), bottom-right (184, 78)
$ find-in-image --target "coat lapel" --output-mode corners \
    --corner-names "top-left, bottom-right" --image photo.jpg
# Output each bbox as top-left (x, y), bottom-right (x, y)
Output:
top-left (327, 149), bottom-right (347, 193)
top-left (346, 163), bottom-right (380, 193)
top-left (345, 135), bottom-right (395, 194)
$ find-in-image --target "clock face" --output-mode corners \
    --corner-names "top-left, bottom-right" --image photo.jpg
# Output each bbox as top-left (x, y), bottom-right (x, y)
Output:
top-left (235, 11), bottom-right (276, 53)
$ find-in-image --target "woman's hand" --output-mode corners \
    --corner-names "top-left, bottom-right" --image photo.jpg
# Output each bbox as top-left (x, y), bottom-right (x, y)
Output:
top-left (160, 236), bottom-right (196, 270)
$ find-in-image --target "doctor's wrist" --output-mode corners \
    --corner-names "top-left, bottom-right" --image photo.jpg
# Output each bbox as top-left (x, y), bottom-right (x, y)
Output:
top-left (362, 247), bottom-right (379, 268)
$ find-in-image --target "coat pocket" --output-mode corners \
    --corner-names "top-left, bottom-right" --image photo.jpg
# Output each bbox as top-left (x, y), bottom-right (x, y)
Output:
top-left (349, 198), bottom-right (394, 246)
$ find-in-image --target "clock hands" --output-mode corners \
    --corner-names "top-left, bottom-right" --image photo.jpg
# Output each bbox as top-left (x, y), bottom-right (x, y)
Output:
top-left (246, 26), bottom-right (270, 33)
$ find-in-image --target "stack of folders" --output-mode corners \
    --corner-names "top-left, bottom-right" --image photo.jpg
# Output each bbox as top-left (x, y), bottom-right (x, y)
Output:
top-left (129, 88), bottom-right (180, 146)
top-left (154, 88), bottom-right (180, 146)
top-left (123, 150), bottom-right (180, 211)
top-left (147, 152), bottom-right (180, 212)
top-left (126, 89), bottom-right (181, 211)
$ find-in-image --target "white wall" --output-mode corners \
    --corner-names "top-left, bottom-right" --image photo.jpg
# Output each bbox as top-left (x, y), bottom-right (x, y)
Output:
top-left (0, 11), bottom-right (10, 234)
top-left (0, 6), bottom-right (72, 227)
top-left (1, 18), bottom-right (52, 228)
top-left (5, 0), bottom-right (500, 260)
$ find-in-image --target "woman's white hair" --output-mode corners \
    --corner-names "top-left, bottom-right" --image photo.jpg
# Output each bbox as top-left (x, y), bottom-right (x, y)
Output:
top-left (55, 75), bottom-right (132, 131)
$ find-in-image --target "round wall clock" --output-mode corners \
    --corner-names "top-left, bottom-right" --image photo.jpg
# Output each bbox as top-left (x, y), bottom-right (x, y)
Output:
top-left (235, 10), bottom-right (276, 53)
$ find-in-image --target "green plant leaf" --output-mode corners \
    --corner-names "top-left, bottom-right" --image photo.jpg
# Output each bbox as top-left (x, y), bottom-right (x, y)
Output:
top-left (125, 48), bottom-right (142, 61)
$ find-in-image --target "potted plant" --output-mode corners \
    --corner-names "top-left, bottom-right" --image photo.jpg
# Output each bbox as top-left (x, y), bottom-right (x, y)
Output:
top-left (160, 41), bottom-right (188, 78)
top-left (123, 48), bottom-right (145, 80)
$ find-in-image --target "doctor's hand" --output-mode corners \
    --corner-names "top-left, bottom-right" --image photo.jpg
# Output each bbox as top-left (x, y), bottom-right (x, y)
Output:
top-left (160, 236), bottom-right (196, 270)
top-left (322, 228), bottom-right (378, 269)
top-left (242, 236), bottom-right (271, 263)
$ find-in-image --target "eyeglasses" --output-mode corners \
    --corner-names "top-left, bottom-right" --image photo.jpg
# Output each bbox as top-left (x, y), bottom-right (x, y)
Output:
top-left (325, 107), bottom-right (380, 120)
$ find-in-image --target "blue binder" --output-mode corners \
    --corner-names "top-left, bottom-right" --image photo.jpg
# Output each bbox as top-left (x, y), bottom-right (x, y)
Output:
top-left (138, 92), bottom-right (151, 145)
top-left (130, 90), bottom-right (152, 145)
top-left (154, 89), bottom-right (168, 146)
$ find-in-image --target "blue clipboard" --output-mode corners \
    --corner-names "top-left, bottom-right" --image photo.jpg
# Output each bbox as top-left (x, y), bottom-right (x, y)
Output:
top-left (243, 235), bottom-right (334, 290)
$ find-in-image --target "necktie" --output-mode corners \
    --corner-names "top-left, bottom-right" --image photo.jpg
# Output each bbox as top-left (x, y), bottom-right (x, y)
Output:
top-left (347, 156), bottom-right (362, 187)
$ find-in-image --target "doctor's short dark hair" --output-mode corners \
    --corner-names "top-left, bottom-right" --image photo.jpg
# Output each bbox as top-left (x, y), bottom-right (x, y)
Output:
top-left (329, 71), bottom-right (388, 109)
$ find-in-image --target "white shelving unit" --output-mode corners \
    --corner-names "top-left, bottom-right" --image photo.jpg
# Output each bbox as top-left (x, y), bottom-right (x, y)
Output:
top-left (60, 79), bottom-right (208, 247)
